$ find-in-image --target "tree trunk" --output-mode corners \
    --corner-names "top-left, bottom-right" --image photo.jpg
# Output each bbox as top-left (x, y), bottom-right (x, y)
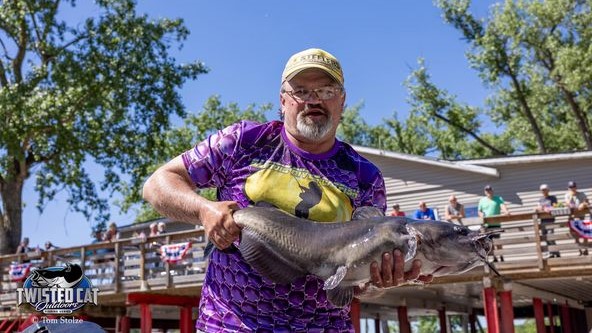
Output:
top-left (507, 69), bottom-right (547, 154)
top-left (558, 85), bottom-right (592, 150)
top-left (0, 179), bottom-right (24, 254)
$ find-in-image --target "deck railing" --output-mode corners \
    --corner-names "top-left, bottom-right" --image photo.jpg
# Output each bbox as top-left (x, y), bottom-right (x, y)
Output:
top-left (0, 228), bottom-right (208, 315)
top-left (481, 209), bottom-right (592, 279)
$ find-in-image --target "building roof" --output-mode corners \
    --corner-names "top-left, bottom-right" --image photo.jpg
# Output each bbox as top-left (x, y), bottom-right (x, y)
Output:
top-left (352, 145), bottom-right (500, 177)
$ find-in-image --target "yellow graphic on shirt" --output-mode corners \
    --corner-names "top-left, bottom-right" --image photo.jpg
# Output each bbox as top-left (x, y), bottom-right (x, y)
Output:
top-left (244, 161), bottom-right (354, 222)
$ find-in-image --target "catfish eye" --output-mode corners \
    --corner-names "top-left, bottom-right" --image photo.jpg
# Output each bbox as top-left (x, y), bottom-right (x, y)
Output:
top-left (453, 225), bottom-right (469, 236)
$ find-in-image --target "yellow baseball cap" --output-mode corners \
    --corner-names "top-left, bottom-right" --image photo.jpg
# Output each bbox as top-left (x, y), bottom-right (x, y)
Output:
top-left (281, 48), bottom-right (344, 85)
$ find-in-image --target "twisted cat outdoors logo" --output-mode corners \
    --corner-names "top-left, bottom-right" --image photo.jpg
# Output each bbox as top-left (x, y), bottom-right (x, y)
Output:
top-left (16, 263), bottom-right (99, 314)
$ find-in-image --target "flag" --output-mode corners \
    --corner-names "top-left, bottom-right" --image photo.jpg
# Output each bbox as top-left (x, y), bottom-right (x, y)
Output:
top-left (160, 242), bottom-right (192, 263)
top-left (569, 219), bottom-right (592, 239)
top-left (9, 263), bottom-right (32, 281)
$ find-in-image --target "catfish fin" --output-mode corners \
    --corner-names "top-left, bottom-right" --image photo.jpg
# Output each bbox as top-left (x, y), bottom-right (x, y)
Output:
top-left (239, 230), bottom-right (307, 284)
top-left (352, 206), bottom-right (384, 220)
top-left (323, 265), bottom-right (348, 290)
top-left (326, 286), bottom-right (355, 308)
top-left (203, 241), bottom-right (238, 258)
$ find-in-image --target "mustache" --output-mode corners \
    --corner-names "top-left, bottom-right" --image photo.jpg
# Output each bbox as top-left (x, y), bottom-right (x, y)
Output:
top-left (301, 105), bottom-right (328, 116)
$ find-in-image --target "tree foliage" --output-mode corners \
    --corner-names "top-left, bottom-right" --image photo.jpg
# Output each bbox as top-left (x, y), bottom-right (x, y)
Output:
top-left (435, 0), bottom-right (592, 154)
top-left (127, 95), bottom-right (271, 222)
top-left (0, 0), bottom-right (207, 253)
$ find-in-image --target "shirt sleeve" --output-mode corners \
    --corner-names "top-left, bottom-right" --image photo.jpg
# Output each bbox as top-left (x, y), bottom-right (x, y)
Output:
top-left (181, 122), bottom-right (243, 188)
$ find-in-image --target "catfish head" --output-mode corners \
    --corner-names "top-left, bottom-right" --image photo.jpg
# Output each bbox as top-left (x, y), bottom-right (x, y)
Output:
top-left (407, 221), bottom-right (493, 277)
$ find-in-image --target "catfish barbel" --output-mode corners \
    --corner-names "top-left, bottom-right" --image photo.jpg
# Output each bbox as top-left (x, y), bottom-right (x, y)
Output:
top-left (232, 205), bottom-right (494, 307)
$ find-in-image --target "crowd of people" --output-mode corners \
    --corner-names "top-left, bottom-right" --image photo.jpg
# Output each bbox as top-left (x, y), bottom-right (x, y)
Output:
top-left (388, 180), bottom-right (589, 225)
top-left (16, 219), bottom-right (170, 255)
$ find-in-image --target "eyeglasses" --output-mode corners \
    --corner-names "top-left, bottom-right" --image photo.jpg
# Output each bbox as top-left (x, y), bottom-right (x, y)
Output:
top-left (282, 86), bottom-right (343, 102)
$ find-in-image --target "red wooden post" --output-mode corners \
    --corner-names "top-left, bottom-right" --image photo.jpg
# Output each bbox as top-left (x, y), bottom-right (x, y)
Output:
top-left (180, 305), bottom-right (193, 333)
top-left (499, 288), bottom-right (515, 333)
top-left (397, 305), bottom-right (411, 333)
top-left (438, 307), bottom-right (448, 333)
top-left (350, 298), bottom-right (361, 333)
top-left (561, 302), bottom-right (573, 333)
top-left (533, 298), bottom-right (546, 333)
top-left (119, 315), bottom-right (130, 333)
top-left (140, 303), bottom-right (152, 333)
top-left (483, 287), bottom-right (500, 333)
top-left (547, 302), bottom-right (555, 333)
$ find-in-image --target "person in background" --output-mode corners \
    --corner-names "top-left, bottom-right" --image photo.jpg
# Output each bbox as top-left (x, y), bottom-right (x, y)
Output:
top-left (16, 237), bottom-right (31, 254)
top-left (142, 47), bottom-right (430, 332)
top-left (103, 222), bottom-right (119, 242)
top-left (478, 185), bottom-right (510, 220)
top-left (564, 181), bottom-right (589, 217)
top-left (564, 181), bottom-right (590, 255)
top-left (389, 203), bottom-right (405, 217)
top-left (413, 201), bottom-right (436, 220)
top-left (536, 184), bottom-right (559, 258)
top-left (444, 195), bottom-right (465, 224)
top-left (44, 241), bottom-right (59, 251)
top-left (157, 221), bottom-right (167, 234)
top-left (149, 222), bottom-right (159, 237)
top-left (478, 185), bottom-right (509, 262)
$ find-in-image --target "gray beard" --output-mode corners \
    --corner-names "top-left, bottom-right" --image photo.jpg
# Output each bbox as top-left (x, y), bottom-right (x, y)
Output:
top-left (296, 112), bottom-right (333, 142)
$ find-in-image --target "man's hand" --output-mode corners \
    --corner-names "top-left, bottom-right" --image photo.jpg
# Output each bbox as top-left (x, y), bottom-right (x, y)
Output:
top-left (199, 201), bottom-right (242, 250)
top-left (355, 249), bottom-right (433, 296)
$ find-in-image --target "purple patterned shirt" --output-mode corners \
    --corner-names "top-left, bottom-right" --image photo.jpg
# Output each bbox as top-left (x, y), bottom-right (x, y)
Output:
top-left (182, 121), bottom-right (386, 332)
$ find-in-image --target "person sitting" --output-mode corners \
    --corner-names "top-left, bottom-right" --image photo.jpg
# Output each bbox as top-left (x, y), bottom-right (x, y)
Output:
top-left (413, 201), bottom-right (436, 220)
top-left (444, 195), bottom-right (465, 224)
top-left (389, 203), bottom-right (405, 217)
top-left (564, 180), bottom-right (589, 218)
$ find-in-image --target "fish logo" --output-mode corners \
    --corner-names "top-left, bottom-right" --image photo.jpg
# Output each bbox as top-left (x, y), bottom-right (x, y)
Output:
top-left (16, 263), bottom-right (100, 314)
top-left (29, 263), bottom-right (84, 288)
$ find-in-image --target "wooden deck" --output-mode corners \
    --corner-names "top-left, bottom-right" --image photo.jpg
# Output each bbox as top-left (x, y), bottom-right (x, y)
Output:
top-left (2, 209), bottom-right (592, 322)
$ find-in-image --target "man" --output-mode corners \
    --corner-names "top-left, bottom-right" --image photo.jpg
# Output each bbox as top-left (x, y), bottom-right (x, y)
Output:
top-left (478, 185), bottom-right (509, 221)
top-left (478, 185), bottom-right (509, 262)
top-left (564, 181), bottom-right (589, 216)
top-left (444, 195), bottom-right (465, 224)
top-left (413, 201), bottom-right (436, 220)
top-left (536, 184), bottom-right (559, 258)
top-left (389, 203), bottom-right (405, 217)
top-left (143, 48), bottom-right (429, 332)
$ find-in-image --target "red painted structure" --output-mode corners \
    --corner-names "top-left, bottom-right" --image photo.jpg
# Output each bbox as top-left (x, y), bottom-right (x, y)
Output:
top-left (397, 305), bottom-right (411, 333)
top-left (438, 307), bottom-right (448, 333)
top-left (499, 290), bottom-right (515, 333)
top-left (533, 298), bottom-right (545, 333)
top-left (483, 287), bottom-right (500, 333)
top-left (560, 302), bottom-right (573, 333)
top-left (351, 298), bottom-right (361, 333)
top-left (126, 293), bottom-right (200, 333)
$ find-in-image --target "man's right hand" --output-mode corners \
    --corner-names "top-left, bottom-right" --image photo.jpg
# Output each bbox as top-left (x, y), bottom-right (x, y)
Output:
top-left (199, 201), bottom-right (242, 250)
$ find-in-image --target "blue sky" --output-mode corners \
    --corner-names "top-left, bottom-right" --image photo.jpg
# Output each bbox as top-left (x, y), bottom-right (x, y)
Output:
top-left (22, 1), bottom-right (497, 249)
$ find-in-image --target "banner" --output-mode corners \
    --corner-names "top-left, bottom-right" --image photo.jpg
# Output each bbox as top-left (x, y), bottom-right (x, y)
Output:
top-left (160, 242), bottom-right (192, 263)
top-left (9, 263), bottom-right (32, 281)
top-left (569, 219), bottom-right (592, 239)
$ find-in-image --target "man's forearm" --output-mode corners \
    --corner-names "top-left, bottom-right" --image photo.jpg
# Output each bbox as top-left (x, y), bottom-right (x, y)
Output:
top-left (143, 168), bottom-right (207, 225)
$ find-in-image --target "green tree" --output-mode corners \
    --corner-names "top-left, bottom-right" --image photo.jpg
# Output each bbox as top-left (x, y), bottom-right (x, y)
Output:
top-left (0, 0), bottom-right (207, 254)
top-left (125, 95), bottom-right (271, 222)
top-left (436, 0), bottom-right (592, 153)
